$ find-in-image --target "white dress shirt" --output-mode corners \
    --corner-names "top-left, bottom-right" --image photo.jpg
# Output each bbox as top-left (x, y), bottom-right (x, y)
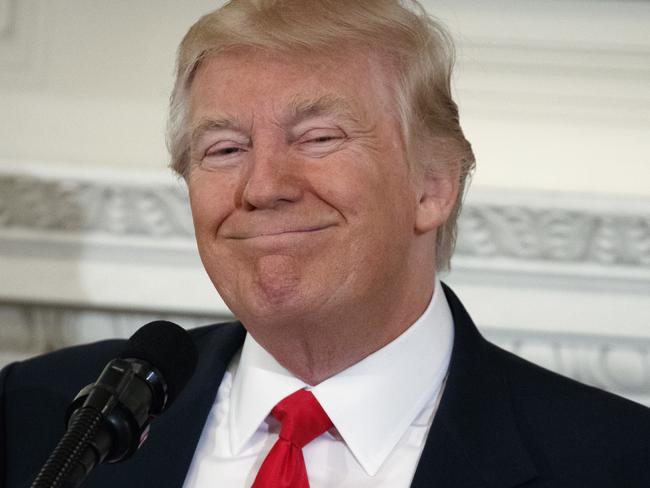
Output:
top-left (183, 281), bottom-right (454, 487)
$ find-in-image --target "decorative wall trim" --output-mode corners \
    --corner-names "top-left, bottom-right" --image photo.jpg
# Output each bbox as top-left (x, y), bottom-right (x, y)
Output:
top-left (0, 174), bottom-right (194, 238)
top-left (0, 301), bottom-right (228, 370)
top-left (456, 202), bottom-right (649, 267)
top-left (1, 171), bottom-right (648, 278)
top-left (0, 301), bottom-right (223, 354)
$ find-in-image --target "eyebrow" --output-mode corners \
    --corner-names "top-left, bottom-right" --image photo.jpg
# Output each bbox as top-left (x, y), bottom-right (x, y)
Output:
top-left (284, 95), bottom-right (359, 128)
top-left (189, 95), bottom-right (360, 147)
top-left (189, 116), bottom-right (248, 148)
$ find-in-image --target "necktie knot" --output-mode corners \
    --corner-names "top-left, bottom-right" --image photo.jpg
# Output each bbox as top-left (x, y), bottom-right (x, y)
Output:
top-left (273, 389), bottom-right (333, 448)
top-left (252, 389), bottom-right (333, 488)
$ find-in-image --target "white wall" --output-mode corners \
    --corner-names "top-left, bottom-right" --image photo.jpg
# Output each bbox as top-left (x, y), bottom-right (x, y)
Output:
top-left (0, 0), bottom-right (220, 170)
top-left (427, 0), bottom-right (650, 195)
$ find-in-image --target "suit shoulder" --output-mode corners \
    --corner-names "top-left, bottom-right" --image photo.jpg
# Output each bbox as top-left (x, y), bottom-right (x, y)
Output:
top-left (2, 339), bottom-right (127, 396)
top-left (486, 341), bottom-right (650, 455)
top-left (187, 320), bottom-right (244, 342)
top-left (1, 321), bottom-right (243, 394)
top-left (489, 340), bottom-right (649, 410)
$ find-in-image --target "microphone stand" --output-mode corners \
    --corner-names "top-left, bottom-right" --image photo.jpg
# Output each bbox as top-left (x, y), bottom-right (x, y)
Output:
top-left (30, 360), bottom-right (161, 488)
top-left (30, 406), bottom-right (106, 488)
top-left (28, 320), bottom-right (196, 488)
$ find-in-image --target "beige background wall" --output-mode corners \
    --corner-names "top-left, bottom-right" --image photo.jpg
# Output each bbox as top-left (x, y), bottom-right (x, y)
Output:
top-left (0, 0), bottom-right (649, 404)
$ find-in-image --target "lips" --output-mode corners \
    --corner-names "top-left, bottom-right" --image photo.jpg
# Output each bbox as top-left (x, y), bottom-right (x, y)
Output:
top-left (223, 224), bottom-right (336, 240)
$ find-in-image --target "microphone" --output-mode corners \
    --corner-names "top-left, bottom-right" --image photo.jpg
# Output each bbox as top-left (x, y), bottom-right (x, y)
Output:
top-left (30, 321), bottom-right (198, 488)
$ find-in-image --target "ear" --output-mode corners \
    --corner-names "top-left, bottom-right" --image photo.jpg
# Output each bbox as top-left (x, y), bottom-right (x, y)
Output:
top-left (414, 169), bottom-right (459, 234)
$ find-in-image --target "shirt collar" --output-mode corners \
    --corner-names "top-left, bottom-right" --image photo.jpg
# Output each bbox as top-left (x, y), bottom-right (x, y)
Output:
top-left (228, 280), bottom-right (454, 475)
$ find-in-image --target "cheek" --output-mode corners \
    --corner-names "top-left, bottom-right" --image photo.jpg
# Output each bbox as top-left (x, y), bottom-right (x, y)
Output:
top-left (312, 154), bottom-right (385, 218)
top-left (188, 174), bottom-right (235, 237)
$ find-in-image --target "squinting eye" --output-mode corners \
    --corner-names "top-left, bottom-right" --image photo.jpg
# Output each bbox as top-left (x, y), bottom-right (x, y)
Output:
top-left (208, 146), bottom-right (243, 156)
top-left (297, 129), bottom-right (346, 157)
top-left (302, 132), bottom-right (345, 145)
top-left (308, 135), bottom-right (338, 143)
top-left (196, 140), bottom-right (249, 170)
top-left (204, 141), bottom-right (248, 160)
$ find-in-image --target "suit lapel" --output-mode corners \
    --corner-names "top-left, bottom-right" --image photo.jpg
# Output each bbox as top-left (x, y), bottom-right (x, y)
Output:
top-left (88, 322), bottom-right (246, 488)
top-left (411, 284), bottom-right (538, 488)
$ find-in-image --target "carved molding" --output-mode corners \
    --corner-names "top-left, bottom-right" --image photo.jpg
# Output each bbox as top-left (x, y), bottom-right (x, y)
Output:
top-left (1, 172), bottom-right (648, 271)
top-left (456, 204), bottom-right (650, 267)
top-left (0, 174), bottom-right (194, 238)
top-left (0, 301), bottom-right (224, 357)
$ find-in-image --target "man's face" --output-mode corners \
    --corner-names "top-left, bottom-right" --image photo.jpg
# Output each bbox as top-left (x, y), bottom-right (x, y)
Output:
top-left (187, 48), bottom-right (427, 326)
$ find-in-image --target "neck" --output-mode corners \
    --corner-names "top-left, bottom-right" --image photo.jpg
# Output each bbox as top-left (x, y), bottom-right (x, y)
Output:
top-left (242, 275), bottom-right (436, 385)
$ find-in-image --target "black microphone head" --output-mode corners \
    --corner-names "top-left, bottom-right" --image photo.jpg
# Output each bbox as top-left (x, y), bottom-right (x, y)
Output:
top-left (118, 320), bottom-right (198, 406)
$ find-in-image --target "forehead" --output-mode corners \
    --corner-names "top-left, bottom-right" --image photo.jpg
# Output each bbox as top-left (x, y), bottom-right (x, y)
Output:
top-left (188, 47), bottom-right (396, 124)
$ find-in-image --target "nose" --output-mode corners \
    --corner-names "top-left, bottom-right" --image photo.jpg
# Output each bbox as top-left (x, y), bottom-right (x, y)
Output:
top-left (240, 144), bottom-right (303, 210)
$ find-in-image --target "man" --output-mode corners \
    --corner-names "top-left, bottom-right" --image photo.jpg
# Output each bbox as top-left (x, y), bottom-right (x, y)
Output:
top-left (2, 1), bottom-right (649, 487)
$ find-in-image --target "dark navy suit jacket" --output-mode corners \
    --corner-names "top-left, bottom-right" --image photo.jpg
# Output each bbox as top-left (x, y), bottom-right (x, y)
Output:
top-left (2, 285), bottom-right (650, 487)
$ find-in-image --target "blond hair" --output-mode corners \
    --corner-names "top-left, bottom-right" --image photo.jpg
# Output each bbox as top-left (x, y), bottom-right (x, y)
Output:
top-left (167, 0), bottom-right (475, 270)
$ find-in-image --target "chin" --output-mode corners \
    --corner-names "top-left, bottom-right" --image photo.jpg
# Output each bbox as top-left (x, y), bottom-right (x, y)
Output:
top-left (229, 284), bottom-right (323, 326)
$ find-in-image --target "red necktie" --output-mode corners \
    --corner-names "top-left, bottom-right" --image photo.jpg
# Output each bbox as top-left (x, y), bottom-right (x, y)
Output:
top-left (252, 389), bottom-right (333, 488)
